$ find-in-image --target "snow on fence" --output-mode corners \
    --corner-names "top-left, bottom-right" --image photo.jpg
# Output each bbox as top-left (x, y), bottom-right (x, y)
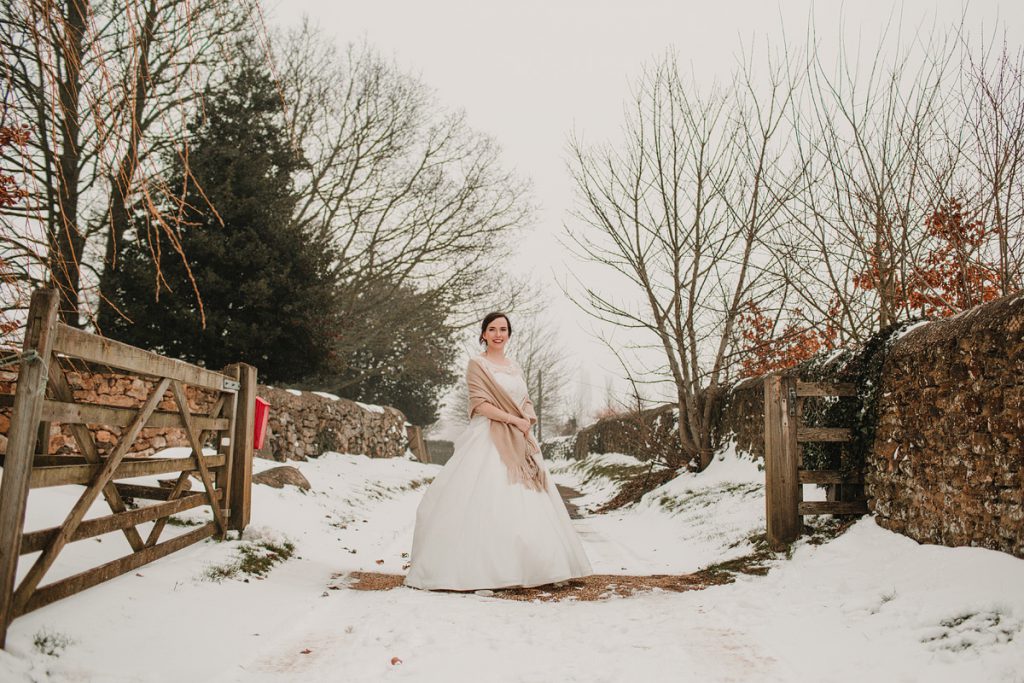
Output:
top-left (763, 376), bottom-right (868, 548)
top-left (0, 289), bottom-right (257, 647)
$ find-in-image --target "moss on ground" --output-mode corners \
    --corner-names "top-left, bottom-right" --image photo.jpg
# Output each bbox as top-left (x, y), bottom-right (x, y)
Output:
top-left (203, 539), bottom-right (296, 582)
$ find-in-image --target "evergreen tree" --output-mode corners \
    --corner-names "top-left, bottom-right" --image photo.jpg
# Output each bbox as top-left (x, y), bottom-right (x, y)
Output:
top-left (325, 282), bottom-right (459, 424)
top-left (102, 42), bottom-right (337, 384)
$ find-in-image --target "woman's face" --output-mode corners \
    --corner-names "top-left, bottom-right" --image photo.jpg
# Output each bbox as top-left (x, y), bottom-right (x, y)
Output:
top-left (482, 316), bottom-right (510, 351)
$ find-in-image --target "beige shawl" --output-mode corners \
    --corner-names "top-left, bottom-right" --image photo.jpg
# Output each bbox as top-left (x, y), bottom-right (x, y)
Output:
top-left (466, 357), bottom-right (548, 492)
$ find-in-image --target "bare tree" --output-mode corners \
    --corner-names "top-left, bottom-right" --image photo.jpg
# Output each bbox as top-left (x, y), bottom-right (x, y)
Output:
top-left (275, 24), bottom-right (534, 388)
top-left (960, 40), bottom-right (1024, 294)
top-left (765, 20), bottom-right (1023, 342)
top-left (0, 0), bottom-right (254, 330)
top-left (773, 21), bottom-right (959, 341)
top-left (566, 51), bottom-right (802, 470)
top-left (511, 311), bottom-right (572, 440)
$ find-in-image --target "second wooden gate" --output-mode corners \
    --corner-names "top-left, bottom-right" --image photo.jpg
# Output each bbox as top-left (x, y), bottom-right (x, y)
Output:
top-left (764, 374), bottom-right (868, 548)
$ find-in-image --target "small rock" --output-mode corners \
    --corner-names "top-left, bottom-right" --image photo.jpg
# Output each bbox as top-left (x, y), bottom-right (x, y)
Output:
top-left (253, 466), bottom-right (311, 490)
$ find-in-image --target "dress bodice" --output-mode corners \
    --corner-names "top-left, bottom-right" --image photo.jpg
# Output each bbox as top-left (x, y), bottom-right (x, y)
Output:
top-left (477, 355), bottom-right (529, 404)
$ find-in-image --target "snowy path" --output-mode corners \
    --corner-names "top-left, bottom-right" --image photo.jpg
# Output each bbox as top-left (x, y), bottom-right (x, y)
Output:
top-left (1, 450), bottom-right (1023, 682)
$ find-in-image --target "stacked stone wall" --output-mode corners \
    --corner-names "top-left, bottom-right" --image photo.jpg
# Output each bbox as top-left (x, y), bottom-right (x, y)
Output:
top-left (257, 386), bottom-right (406, 461)
top-left (0, 368), bottom-right (408, 461)
top-left (866, 294), bottom-right (1024, 557)
top-left (717, 376), bottom-right (767, 460)
top-left (574, 404), bottom-right (685, 464)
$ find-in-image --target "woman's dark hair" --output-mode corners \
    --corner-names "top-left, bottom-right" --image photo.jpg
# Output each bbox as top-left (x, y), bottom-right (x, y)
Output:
top-left (479, 311), bottom-right (512, 345)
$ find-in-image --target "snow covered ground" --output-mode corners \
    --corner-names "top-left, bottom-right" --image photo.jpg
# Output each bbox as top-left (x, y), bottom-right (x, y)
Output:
top-left (1, 447), bottom-right (1022, 682)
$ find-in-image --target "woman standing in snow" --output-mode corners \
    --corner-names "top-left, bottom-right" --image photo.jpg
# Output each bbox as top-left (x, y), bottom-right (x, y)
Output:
top-left (404, 312), bottom-right (592, 590)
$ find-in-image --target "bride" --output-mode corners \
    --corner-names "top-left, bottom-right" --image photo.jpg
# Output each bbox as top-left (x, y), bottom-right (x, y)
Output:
top-left (404, 312), bottom-right (593, 590)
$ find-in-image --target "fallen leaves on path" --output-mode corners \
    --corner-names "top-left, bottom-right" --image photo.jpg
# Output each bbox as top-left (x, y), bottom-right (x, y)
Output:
top-left (339, 571), bottom-right (734, 602)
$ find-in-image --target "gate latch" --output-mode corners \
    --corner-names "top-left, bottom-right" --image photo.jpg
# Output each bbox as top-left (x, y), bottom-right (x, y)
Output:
top-left (787, 386), bottom-right (797, 417)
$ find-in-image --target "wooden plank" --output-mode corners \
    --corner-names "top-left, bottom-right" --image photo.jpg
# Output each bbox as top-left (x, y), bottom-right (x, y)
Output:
top-left (41, 399), bottom-right (228, 431)
top-left (16, 522), bottom-right (217, 617)
top-left (52, 325), bottom-right (235, 394)
top-left (795, 381), bottom-right (857, 397)
top-left (37, 420), bottom-right (51, 455)
top-left (797, 427), bottom-right (852, 443)
top-left (12, 377), bottom-right (172, 615)
top-left (146, 472), bottom-right (193, 546)
top-left (798, 500), bottom-right (869, 516)
top-left (115, 483), bottom-right (223, 502)
top-left (0, 289), bottom-right (59, 647)
top-left (764, 376), bottom-right (801, 548)
top-left (1, 454), bottom-right (139, 467)
top-left (28, 454), bottom-right (226, 488)
top-left (148, 395), bottom-right (230, 546)
top-left (798, 469), bottom-right (864, 485)
top-left (46, 364), bottom-right (145, 552)
top-left (20, 493), bottom-right (210, 555)
top-left (170, 380), bottom-right (227, 537)
top-left (228, 364), bottom-right (257, 532)
top-left (214, 376), bottom-right (236, 497)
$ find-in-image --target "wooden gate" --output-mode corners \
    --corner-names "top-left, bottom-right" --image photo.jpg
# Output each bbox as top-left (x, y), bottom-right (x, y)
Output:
top-left (763, 374), bottom-right (868, 548)
top-left (0, 289), bottom-right (258, 646)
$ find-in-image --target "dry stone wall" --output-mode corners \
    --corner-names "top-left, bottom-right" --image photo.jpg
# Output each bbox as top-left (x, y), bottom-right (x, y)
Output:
top-left (573, 404), bottom-right (685, 464)
top-left (0, 369), bottom-right (409, 461)
top-left (0, 367), bottom-right (220, 458)
top-left (866, 293), bottom-right (1024, 557)
top-left (256, 386), bottom-right (407, 461)
top-left (717, 376), bottom-right (767, 460)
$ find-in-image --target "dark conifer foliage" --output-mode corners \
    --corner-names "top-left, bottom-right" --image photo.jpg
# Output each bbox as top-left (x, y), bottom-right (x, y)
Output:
top-left (101, 41), bottom-right (337, 384)
top-left (325, 283), bottom-right (459, 425)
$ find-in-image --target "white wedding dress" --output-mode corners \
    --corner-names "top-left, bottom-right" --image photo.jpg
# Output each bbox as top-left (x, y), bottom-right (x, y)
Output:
top-left (405, 355), bottom-right (593, 590)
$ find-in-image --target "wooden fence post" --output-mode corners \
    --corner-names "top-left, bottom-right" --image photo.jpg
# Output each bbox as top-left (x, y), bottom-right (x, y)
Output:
top-left (0, 290), bottom-right (59, 647)
top-left (406, 425), bottom-right (430, 463)
top-left (764, 375), bottom-right (800, 549)
top-left (228, 363), bottom-right (256, 532)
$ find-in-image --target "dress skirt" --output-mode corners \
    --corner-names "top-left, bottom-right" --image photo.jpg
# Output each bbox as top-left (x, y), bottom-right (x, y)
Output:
top-left (404, 415), bottom-right (593, 590)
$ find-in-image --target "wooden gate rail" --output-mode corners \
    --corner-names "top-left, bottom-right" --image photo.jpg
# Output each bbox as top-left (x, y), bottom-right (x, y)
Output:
top-left (0, 289), bottom-right (257, 647)
top-left (764, 375), bottom-right (868, 549)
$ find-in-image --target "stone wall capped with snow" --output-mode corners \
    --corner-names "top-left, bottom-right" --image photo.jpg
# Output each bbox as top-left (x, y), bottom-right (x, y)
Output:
top-left (257, 386), bottom-right (407, 461)
top-left (0, 369), bottom-right (409, 461)
top-left (866, 293), bottom-right (1024, 557)
top-left (574, 404), bottom-right (686, 465)
top-left (717, 376), bottom-right (766, 460)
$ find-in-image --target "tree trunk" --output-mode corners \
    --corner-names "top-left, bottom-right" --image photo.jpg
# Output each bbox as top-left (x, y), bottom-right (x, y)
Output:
top-left (97, 0), bottom-right (158, 331)
top-left (50, 0), bottom-right (89, 327)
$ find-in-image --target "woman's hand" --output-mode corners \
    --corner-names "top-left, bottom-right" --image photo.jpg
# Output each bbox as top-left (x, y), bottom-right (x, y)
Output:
top-left (511, 416), bottom-right (531, 436)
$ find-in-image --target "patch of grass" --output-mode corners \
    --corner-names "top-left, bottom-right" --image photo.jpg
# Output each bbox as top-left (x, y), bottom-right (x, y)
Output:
top-left (33, 629), bottom-right (73, 657)
top-left (656, 482), bottom-right (761, 513)
top-left (803, 516), bottom-right (859, 545)
top-left (595, 466), bottom-right (677, 512)
top-left (697, 533), bottom-right (778, 581)
top-left (922, 610), bottom-right (1019, 652)
top-left (203, 539), bottom-right (296, 582)
top-left (359, 477), bottom-right (434, 501)
top-left (165, 515), bottom-right (203, 527)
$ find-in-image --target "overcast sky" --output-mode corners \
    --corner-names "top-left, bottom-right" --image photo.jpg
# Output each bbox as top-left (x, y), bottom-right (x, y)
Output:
top-left (268, 0), bottom-right (1022, 419)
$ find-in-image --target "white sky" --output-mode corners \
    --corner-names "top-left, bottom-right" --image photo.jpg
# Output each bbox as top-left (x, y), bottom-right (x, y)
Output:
top-left (268, 0), bottom-right (1022, 419)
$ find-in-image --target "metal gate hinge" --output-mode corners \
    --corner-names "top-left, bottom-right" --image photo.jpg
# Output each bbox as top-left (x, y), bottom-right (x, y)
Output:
top-left (787, 386), bottom-right (797, 416)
